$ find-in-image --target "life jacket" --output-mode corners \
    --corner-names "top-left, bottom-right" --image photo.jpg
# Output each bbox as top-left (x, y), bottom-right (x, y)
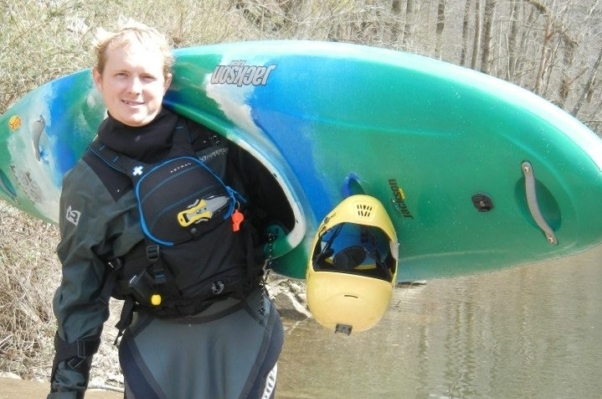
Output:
top-left (89, 119), bottom-right (262, 336)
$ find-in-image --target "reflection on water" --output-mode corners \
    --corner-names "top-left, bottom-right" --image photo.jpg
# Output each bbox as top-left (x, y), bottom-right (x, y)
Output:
top-left (277, 244), bottom-right (602, 399)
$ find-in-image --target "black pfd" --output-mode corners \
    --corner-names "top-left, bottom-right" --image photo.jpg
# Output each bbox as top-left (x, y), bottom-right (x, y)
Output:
top-left (91, 120), bottom-right (262, 335)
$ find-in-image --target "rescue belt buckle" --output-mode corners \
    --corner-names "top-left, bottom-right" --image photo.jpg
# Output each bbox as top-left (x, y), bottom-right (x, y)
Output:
top-left (146, 245), bottom-right (160, 262)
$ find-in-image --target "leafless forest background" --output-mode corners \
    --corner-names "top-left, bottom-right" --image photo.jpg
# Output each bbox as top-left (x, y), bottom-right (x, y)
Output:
top-left (2, 0), bottom-right (602, 134)
top-left (1, 0), bottom-right (602, 383)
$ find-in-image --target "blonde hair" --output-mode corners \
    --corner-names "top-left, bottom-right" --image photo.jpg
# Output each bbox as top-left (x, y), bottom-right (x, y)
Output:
top-left (92, 19), bottom-right (175, 78)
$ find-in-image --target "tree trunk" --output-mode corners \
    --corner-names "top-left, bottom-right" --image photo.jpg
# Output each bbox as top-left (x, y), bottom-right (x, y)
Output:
top-left (572, 46), bottom-right (602, 117)
top-left (480, 0), bottom-right (496, 74)
top-left (391, 0), bottom-right (402, 43)
top-left (471, 0), bottom-right (481, 70)
top-left (533, 3), bottom-right (552, 95)
top-left (507, 0), bottom-right (519, 80)
top-left (402, 0), bottom-right (416, 47)
top-left (435, 0), bottom-right (446, 59)
top-left (460, 0), bottom-right (472, 66)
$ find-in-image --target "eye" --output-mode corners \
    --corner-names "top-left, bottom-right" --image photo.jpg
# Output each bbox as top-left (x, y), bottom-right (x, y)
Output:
top-left (141, 74), bottom-right (158, 82)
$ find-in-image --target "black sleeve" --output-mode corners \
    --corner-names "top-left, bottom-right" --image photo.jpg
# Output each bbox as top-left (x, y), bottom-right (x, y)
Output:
top-left (226, 143), bottom-right (295, 235)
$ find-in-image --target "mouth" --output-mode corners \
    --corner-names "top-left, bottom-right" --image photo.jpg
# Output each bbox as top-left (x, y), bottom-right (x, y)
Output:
top-left (122, 100), bottom-right (144, 106)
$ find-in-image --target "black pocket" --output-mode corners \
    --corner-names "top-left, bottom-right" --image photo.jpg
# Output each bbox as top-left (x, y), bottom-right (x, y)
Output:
top-left (136, 156), bottom-right (233, 245)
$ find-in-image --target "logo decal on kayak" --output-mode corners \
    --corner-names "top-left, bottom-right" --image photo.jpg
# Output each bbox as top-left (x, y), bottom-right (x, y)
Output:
top-left (8, 115), bottom-right (21, 131)
top-left (211, 61), bottom-right (277, 87)
top-left (388, 179), bottom-right (414, 219)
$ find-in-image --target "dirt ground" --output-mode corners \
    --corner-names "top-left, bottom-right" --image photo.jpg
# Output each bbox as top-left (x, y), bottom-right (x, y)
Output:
top-left (0, 378), bottom-right (122, 399)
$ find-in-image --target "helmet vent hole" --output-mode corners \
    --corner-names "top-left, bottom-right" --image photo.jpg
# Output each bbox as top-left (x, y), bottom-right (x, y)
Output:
top-left (355, 203), bottom-right (374, 218)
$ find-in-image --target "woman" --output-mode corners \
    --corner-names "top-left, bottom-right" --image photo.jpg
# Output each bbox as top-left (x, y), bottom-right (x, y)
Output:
top-left (48, 20), bottom-right (284, 399)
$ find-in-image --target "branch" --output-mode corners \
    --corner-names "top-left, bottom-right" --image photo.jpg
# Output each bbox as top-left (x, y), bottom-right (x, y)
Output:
top-left (572, 46), bottom-right (602, 117)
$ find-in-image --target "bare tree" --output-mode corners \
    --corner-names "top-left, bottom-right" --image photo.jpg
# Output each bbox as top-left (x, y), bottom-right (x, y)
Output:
top-left (391, 0), bottom-right (403, 43)
top-left (402, 0), bottom-right (416, 48)
top-left (480, 0), bottom-right (496, 74)
top-left (2, 0), bottom-right (602, 136)
top-left (533, 1), bottom-right (553, 95)
top-left (507, 0), bottom-right (520, 80)
top-left (572, 45), bottom-right (602, 117)
top-left (460, 0), bottom-right (472, 66)
top-left (435, 0), bottom-right (447, 59)
top-left (471, 0), bottom-right (481, 70)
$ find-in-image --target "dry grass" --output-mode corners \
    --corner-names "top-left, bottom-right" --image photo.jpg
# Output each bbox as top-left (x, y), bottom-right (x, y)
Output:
top-left (0, 202), bottom-right (60, 380)
top-left (0, 204), bottom-right (123, 385)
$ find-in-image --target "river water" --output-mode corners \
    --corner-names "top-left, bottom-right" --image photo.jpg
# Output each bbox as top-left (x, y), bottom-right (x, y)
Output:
top-left (276, 244), bottom-right (602, 399)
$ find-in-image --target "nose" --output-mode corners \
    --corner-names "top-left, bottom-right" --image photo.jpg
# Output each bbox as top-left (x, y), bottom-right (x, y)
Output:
top-left (128, 77), bottom-right (142, 94)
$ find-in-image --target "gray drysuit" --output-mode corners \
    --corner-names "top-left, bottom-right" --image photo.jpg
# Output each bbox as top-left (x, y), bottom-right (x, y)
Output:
top-left (47, 109), bottom-right (284, 399)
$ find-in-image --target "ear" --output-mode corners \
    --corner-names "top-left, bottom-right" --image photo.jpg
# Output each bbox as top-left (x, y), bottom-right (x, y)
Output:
top-left (92, 67), bottom-right (103, 90)
top-left (164, 73), bottom-right (173, 92)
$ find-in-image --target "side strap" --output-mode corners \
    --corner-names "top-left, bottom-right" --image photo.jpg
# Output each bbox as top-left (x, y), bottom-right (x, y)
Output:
top-left (145, 245), bottom-right (180, 296)
top-left (50, 334), bottom-right (99, 394)
top-left (114, 298), bottom-right (136, 345)
top-left (98, 258), bottom-right (123, 305)
top-left (244, 223), bottom-right (262, 290)
top-left (53, 333), bottom-right (101, 365)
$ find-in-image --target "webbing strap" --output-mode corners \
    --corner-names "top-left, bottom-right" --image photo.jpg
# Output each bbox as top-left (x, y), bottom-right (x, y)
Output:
top-left (54, 333), bottom-right (101, 363)
top-left (114, 298), bottom-right (136, 344)
top-left (50, 334), bottom-right (99, 394)
top-left (98, 258), bottom-right (123, 305)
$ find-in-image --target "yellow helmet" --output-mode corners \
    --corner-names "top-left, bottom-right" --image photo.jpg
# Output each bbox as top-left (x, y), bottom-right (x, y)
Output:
top-left (306, 195), bottom-right (399, 334)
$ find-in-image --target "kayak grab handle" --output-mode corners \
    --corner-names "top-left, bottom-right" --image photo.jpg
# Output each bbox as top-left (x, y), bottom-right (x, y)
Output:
top-left (521, 161), bottom-right (558, 245)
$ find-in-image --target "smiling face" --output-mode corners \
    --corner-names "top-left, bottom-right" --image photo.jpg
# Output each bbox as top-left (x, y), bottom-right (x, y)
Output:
top-left (92, 38), bottom-right (172, 127)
